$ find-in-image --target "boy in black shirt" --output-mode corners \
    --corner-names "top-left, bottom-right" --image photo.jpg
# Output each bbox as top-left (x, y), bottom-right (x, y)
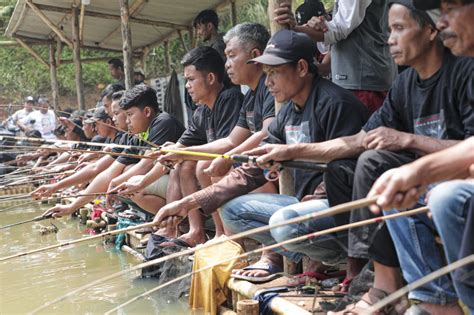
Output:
top-left (43, 85), bottom-right (184, 218)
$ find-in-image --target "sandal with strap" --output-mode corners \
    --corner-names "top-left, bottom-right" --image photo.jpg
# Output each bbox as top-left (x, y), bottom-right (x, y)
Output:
top-left (327, 288), bottom-right (399, 315)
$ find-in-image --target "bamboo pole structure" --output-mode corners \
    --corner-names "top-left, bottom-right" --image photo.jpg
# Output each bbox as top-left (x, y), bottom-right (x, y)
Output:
top-left (119, 0), bottom-right (134, 89)
top-left (49, 43), bottom-right (59, 110)
top-left (25, 0), bottom-right (74, 48)
top-left (100, 0), bottom-right (146, 48)
top-left (79, 3), bottom-right (86, 44)
top-left (164, 40), bottom-right (171, 75)
top-left (72, 6), bottom-right (85, 110)
top-left (268, 0), bottom-right (293, 198)
top-left (56, 39), bottom-right (62, 66)
top-left (177, 30), bottom-right (189, 52)
top-left (230, 0), bottom-right (238, 26)
top-left (14, 38), bottom-right (49, 68)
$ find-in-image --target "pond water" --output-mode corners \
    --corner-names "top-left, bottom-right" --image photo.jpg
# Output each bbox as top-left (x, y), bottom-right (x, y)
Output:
top-left (0, 202), bottom-right (197, 315)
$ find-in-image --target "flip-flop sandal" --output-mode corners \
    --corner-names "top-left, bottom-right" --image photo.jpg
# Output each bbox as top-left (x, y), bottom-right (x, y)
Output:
top-left (404, 304), bottom-right (431, 315)
top-left (231, 261), bottom-right (283, 284)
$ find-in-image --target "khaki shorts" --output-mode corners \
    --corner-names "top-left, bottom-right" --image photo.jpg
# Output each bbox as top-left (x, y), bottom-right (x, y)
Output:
top-left (129, 174), bottom-right (168, 199)
top-left (144, 174), bottom-right (169, 199)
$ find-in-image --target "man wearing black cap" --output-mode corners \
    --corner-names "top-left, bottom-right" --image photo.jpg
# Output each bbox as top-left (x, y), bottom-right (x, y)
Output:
top-left (153, 29), bottom-right (369, 280)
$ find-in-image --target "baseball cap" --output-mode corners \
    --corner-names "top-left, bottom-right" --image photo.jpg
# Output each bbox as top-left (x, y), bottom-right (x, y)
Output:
top-left (248, 29), bottom-right (317, 66)
top-left (84, 107), bottom-right (110, 124)
top-left (25, 96), bottom-right (35, 103)
top-left (413, 0), bottom-right (439, 10)
top-left (389, 0), bottom-right (438, 27)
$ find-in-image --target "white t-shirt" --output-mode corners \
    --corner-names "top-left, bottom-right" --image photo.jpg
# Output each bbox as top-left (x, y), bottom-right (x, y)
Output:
top-left (11, 108), bottom-right (34, 123)
top-left (22, 110), bottom-right (57, 139)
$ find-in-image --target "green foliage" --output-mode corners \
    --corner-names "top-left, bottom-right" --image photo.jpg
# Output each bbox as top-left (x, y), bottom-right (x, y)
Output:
top-left (0, 0), bottom-right (336, 102)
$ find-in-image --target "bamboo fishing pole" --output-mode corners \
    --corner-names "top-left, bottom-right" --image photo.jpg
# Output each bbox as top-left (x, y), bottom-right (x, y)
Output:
top-left (54, 109), bottom-right (163, 150)
top-left (0, 135), bottom-right (151, 151)
top-left (104, 207), bottom-right (430, 314)
top-left (40, 146), bottom-right (154, 160)
top-left (31, 206), bottom-right (430, 314)
top-left (0, 200), bottom-right (48, 213)
top-left (0, 213), bottom-right (53, 230)
top-left (366, 254), bottom-right (474, 314)
top-left (0, 196), bottom-right (379, 262)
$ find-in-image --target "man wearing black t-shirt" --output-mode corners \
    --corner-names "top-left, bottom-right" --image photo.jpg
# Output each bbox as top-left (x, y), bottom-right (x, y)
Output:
top-left (114, 24), bottom-right (277, 240)
top-left (43, 85), bottom-right (185, 218)
top-left (111, 47), bottom-right (242, 246)
top-left (154, 30), bottom-right (369, 279)
top-left (236, 3), bottom-right (473, 313)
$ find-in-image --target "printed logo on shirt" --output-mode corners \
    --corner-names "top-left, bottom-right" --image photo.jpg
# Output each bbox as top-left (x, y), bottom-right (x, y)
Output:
top-left (285, 121), bottom-right (311, 144)
top-left (246, 111), bottom-right (257, 134)
top-left (41, 117), bottom-right (53, 135)
top-left (413, 111), bottom-right (447, 139)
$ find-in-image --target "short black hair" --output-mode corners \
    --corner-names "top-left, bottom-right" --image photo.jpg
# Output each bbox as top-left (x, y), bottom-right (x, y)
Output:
top-left (112, 90), bottom-right (124, 102)
top-left (119, 84), bottom-right (159, 112)
top-left (108, 58), bottom-right (124, 71)
top-left (181, 46), bottom-right (225, 83)
top-left (101, 83), bottom-right (125, 100)
top-left (193, 9), bottom-right (219, 29)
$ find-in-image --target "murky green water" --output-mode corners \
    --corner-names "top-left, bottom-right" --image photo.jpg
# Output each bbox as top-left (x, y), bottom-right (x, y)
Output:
top-left (0, 202), bottom-right (196, 314)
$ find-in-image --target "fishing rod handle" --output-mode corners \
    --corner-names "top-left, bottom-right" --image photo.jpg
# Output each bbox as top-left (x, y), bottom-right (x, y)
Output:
top-left (231, 154), bottom-right (327, 172)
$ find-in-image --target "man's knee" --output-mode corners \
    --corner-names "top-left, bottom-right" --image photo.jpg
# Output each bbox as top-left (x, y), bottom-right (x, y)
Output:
top-left (429, 181), bottom-right (474, 218)
top-left (196, 160), bottom-right (212, 184)
top-left (269, 207), bottom-right (299, 243)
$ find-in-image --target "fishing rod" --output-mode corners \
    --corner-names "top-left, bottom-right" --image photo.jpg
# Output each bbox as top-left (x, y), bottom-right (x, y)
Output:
top-left (0, 200), bottom-right (46, 213)
top-left (104, 207), bottom-right (430, 314)
top-left (0, 195), bottom-right (379, 263)
top-left (159, 148), bottom-right (328, 172)
top-left (30, 206), bottom-right (429, 314)
top-left (54, 109), bottom-right (163, 150)
top-left (39, 146), bottom-right (155, 160)
top-left (0, 194), bottom-right (33, 202)
top-left (0, 213), bottom-right (53, 230)
top-left (0, 135), bottom-right (150, 151)
top-left (366, 254), bottom-right (474, 314)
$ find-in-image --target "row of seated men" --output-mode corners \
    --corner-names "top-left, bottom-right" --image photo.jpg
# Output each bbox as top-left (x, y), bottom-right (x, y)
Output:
top-left (31, 0), bottom-right (473, 314)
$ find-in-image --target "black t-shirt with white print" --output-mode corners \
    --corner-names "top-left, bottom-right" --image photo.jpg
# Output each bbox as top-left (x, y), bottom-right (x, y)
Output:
top-left (236, 74), bottom-right (275, 134)
top-left (178, 87), bottom-right (243, 146)
top-left (363, 50), bottom-right (474, 143)
top-left (265, 75), bottom-right (370, 200)
top-left (117, 112), bottom-right (185, 165)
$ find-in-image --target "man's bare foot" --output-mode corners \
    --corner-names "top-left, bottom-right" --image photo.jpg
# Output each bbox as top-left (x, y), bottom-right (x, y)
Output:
top-left (159, 230), bottom-right (206, 248)
top-left (153, 227), bottom-right (176, 239)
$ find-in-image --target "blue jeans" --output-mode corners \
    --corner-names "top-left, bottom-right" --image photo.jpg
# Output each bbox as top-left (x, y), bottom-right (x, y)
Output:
top-left (385, 202), bottom-right (459, 304)
top-left (220, 193), bottom-right (346, 264)
top-left (429, 180), bottom-right (474, 312)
